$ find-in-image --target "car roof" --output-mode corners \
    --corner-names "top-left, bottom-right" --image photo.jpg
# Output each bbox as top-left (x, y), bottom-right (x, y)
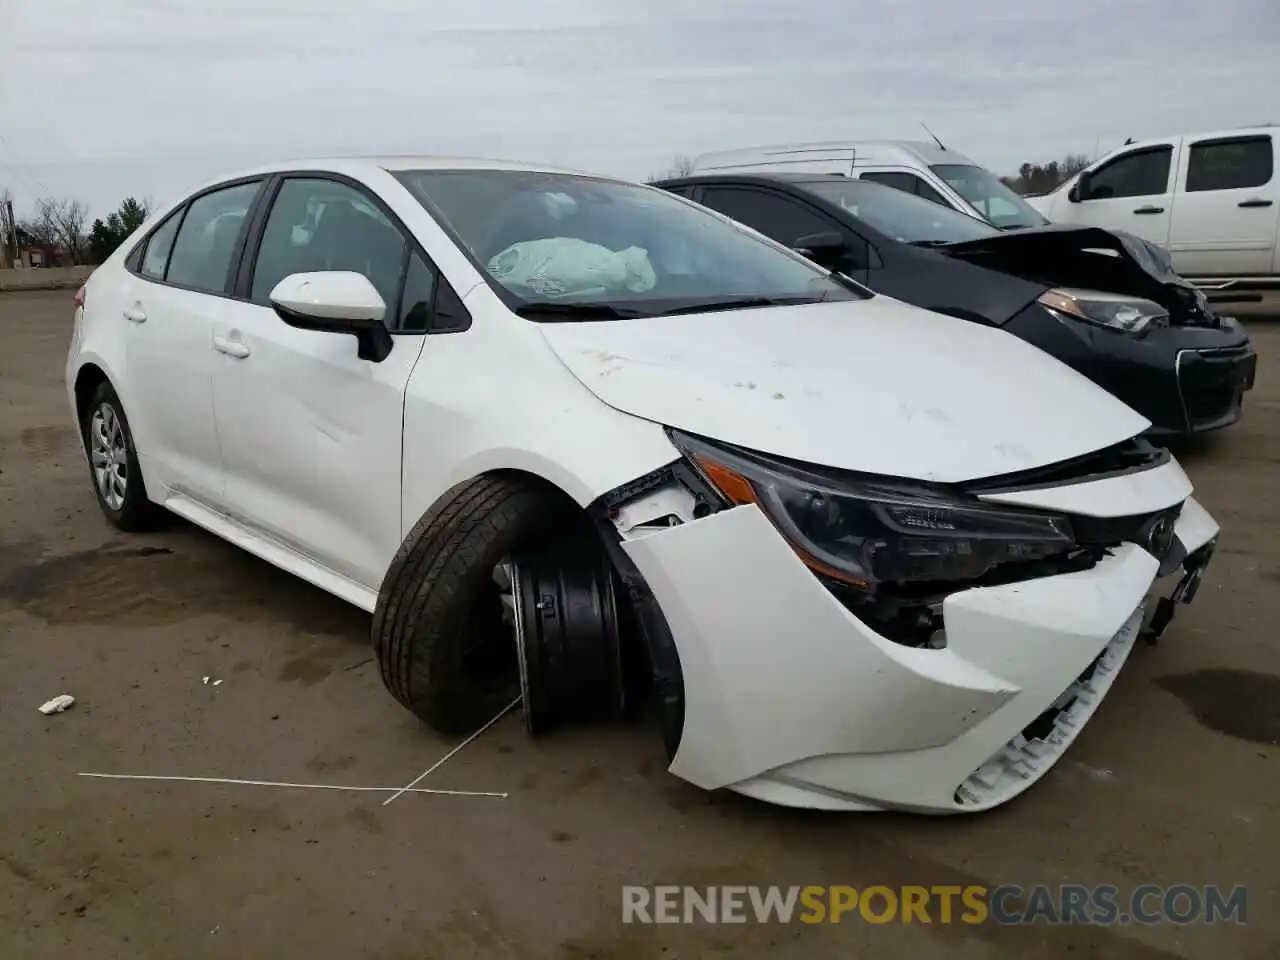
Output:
top-left (653, 171), bottom-right (855, 188)
top-left (183, 155), bottom-right (617, 198)
top-left (689, 140), bottom-right (981, 172)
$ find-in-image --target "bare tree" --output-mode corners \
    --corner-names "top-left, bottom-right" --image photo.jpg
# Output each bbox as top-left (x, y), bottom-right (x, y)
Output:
top-left (35, 196), bottom-right (89, 264)
top-left (650, 155), bottom-right (697, 181)
top-left (18, 216), bottom-right (55, 247)
top-left (1007, 154), bottom-right (1094, 196)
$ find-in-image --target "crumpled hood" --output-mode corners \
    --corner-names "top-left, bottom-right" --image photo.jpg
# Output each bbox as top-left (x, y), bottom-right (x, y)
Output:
top-left (539, 296), bottom-right (1151, 483)
top-left (939, 224), bottom-right (1218, 326)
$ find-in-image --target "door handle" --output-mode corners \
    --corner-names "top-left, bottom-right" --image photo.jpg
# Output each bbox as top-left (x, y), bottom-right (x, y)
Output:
top-left (1133, 205), bottom-right (1165, 215)
top-left (1238, 198), bottom-right (1273, 208)
top-left (213, 336), bottom-right (250, 359)
top-left (123, 306), bottom-right (147, 323)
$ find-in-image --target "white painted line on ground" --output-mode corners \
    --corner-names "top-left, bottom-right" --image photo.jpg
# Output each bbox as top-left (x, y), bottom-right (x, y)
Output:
top-left (79, 772), bottom-right (508, 798)
top-left (382, 695), bottom-right (522, 807)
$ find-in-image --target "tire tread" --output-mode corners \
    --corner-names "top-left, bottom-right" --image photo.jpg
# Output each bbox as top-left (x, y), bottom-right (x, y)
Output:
top-left (372, 473), bottom-right (565, 733)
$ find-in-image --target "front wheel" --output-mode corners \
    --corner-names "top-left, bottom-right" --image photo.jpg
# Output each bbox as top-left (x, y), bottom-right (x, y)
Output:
top-left (372, 473), bottom-right (632, 737)
top-left (81, 381), bottom-right (164, 531)
top-left (372, 474), bottom-right (569, 734)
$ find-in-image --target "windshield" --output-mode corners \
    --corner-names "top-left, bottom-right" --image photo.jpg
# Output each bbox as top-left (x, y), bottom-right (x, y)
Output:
top-left (930, 164), bottom-right (1048, 230)
top-left (394, 169), bottom-right (860, 318)
top-left (799, 179), bottom-right (999, 244)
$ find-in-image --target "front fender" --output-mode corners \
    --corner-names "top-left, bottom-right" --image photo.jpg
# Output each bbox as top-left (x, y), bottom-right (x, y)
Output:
top-left (399, 315), bottom-right (681, 541)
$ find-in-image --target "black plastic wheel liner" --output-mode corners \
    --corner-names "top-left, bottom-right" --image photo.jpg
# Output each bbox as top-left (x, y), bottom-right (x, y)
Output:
top-left (512, 532), bottom-right (628, 736)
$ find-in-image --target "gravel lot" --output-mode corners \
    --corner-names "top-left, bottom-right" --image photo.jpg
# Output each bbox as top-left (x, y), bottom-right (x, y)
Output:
top-left (1, 289), bottom-right (1277, 959)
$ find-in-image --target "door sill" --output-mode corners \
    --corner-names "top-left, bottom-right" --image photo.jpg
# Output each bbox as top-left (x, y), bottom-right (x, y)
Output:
top-left (162, 491), bottom-right (379, 613)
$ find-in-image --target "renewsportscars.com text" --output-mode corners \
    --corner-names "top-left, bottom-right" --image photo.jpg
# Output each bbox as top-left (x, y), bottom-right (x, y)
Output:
top-left (622, 884), bottom-right (1248, 926)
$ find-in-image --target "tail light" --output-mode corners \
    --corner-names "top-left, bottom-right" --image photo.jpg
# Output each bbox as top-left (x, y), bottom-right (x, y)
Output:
top-left (74, 284), bottom-right (87, 309)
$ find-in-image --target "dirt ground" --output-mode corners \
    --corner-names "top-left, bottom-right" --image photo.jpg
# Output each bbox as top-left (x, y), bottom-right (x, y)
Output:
top-left (1, 290), bottom-right (1277, 960)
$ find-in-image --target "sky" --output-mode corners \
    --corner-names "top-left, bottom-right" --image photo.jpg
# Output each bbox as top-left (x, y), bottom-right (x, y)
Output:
top-left (2, 0), bottom-right (1278, 220)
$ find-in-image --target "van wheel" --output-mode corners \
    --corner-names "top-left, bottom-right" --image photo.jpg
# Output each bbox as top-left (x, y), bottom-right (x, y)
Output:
top-left (81, 381), bottom-right (164, 532)
top-left (373, 474), bottom-right (577, 735)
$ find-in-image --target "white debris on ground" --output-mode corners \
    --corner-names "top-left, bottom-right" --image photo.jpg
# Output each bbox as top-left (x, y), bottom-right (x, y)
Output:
top-left (38, 694), bottom-right (76, 715)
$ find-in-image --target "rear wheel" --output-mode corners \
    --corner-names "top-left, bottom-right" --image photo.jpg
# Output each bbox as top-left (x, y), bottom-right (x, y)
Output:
top-left (81, 381), bottom-right (164, 532)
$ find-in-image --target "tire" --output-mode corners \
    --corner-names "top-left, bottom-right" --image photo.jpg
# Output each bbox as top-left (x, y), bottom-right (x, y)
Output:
top-left (372, 473), bottom-right (576, 735)
top-left (81, 381), bottom-right (165, 532)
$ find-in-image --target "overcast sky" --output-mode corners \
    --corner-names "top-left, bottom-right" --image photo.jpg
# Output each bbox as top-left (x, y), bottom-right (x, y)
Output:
top-left (2, 0), bottom-right (1278, 219)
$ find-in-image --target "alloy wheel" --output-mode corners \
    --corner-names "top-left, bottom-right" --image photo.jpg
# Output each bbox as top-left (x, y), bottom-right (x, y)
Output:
top-left (89, 402), bottom-right (128, 511)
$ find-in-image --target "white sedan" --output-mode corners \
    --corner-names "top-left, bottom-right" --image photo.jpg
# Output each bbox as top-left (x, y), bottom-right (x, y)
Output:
top-left (66, 156), bottom-right (1219, 813)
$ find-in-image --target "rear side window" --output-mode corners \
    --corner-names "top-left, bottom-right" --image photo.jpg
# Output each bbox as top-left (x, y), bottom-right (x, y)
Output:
top-left (860, 171), bottom-right (949, 207)
top-left (140, 211), bottom-right (183, 280)
top-left (1086, 147), bottom-right (1172, 200)
top-left (165, 181), bottom-right (262, 293)
top-left (1186, 137), bottom-right (1273, 192)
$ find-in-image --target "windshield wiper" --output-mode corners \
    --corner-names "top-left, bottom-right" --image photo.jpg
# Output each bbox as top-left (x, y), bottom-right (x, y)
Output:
top-left (513, 302), bottom-right (648, 321)
top-left (908, 239), bottom-right (954, 247)
top-left (655, 295), bottom-right (825, 317)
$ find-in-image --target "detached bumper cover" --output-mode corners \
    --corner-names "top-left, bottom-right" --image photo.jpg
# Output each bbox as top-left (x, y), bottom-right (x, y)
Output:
top-left (623, 495), bottom-right (1218, 814)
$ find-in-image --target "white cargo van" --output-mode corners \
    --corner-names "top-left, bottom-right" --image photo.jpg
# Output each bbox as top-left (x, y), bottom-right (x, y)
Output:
top-left (689, 140), bottom-right (1050, 230)
top-left (1027, 127), bottom-right (1280, 293)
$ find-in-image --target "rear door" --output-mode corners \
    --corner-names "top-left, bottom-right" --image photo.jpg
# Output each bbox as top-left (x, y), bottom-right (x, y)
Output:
top-left (208, 173), bottom-right (444, 589)
top-left (1167, 132), bottom-right (1278, 276)
top-left (121, 179), bottom-right (263, 504)
top-left (1058, 141), bottom-right (1178, 248)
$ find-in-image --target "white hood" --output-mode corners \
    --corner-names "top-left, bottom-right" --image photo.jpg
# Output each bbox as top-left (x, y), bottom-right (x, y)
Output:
top-left (538, 296), bottom-right (1150, 483)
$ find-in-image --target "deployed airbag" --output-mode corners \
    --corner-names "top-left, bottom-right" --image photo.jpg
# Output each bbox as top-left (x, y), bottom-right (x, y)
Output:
top-left (487, 238), bottom-right (657, 299)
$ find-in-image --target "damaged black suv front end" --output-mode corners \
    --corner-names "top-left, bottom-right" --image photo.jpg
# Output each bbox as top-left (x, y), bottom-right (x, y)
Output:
top-left (942, 226), bottom-right (1258, 437)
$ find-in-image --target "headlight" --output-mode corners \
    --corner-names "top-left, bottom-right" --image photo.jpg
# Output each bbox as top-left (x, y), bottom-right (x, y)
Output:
top-left (671, 431), bottom-right (1075, 591)
top-left (1038, 287), bottom-right (1168, 334)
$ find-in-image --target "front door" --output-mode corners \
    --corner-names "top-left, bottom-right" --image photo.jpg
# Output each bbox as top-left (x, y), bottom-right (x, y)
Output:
top-left (1060, 143), bottom-right (1178, 250)
top-left (209, 175), bottom-right (429, 590)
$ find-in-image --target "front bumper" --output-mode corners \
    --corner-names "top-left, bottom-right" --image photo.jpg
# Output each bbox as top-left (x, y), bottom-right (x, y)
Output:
top-left (1173, 340), bottom-right (1257, 434)
top-left (622, 494), bottom-right (1218, 814)
top-left (1005, 306), bottom-right (1256, 436)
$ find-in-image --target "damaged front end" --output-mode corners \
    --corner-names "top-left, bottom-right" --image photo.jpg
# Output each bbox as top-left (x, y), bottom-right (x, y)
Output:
top-left (575, 427), bottom-right (1219, 813)
top-left (940, 224), bottom-right (1220, 328)
top-left (944, 225), bottom-right (1258, 436)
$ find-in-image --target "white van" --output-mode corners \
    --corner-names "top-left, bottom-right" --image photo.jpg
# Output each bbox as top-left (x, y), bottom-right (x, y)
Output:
top-left (690, 140), bottom-right (1050, 231)
top-left (1027, 127), bottom-right (1280, 293)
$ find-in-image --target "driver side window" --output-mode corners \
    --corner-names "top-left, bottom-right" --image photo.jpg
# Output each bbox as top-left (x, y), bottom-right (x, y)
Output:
top-left (699, 188), bottom-right (838, 248)
top-left (1085, 146), bottom-right (1173, 200)
top-left (250, 178), bottom-right (408, 314)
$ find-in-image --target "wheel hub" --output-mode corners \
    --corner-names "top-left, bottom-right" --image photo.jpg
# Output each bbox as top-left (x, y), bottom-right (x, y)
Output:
top-left (494, 536), bottom-right (628, 736)
top-left (89, 402), bottom-right (128, 511)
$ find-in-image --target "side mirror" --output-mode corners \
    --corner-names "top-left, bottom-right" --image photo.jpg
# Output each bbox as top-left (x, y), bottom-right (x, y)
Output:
top-left (791, 231), bottom-right (847, 267)
top-left (1070, 172), bottom-right (1091, 203)
top-left (269, 271), bottom-right (394, 363)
